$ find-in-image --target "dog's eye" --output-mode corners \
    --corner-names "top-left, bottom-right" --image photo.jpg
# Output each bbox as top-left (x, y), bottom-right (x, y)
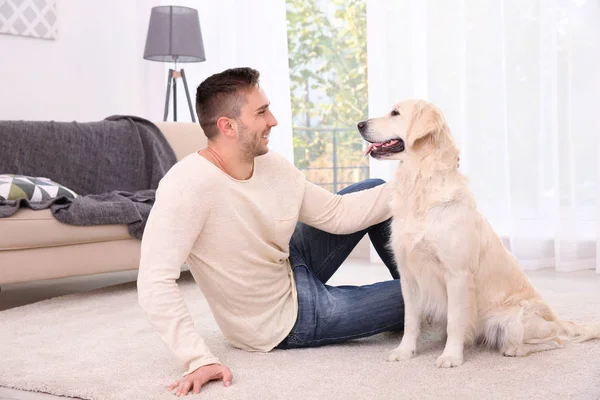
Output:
top-left (391, 109), bottom-right (400, 116)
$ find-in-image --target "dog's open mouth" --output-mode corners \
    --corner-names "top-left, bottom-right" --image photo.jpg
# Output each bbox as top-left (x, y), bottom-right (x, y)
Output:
top-left (364, 139), bottom-right (405, 157)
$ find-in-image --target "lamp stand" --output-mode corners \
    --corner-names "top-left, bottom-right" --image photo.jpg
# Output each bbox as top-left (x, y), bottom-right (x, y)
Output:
top-left (163, 68), bottom-right (195, 122)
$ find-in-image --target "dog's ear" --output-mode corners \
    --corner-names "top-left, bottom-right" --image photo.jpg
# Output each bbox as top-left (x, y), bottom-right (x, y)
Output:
top-left (406, 102), bottom-right (444, 148)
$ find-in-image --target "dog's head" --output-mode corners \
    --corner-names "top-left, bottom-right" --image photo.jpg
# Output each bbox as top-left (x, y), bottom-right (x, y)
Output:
top-left (358, 99), bottom-right (454, 161)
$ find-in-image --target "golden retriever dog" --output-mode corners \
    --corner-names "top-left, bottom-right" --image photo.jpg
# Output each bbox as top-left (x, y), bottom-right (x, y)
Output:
top-left (358, 99), bottom-right (600, 368)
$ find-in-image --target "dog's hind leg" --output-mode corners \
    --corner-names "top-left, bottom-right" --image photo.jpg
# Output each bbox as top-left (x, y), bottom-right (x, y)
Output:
top-left (506, 315), bottom-right (600, 356)
top-left (499, 302), bottom-right (564, 357)
top-left (503, 340), bottom-right (563, 357)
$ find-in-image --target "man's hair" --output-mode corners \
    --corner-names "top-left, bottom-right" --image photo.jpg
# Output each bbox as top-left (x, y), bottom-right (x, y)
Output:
top-left (195, 67), bottom-right (260, 139)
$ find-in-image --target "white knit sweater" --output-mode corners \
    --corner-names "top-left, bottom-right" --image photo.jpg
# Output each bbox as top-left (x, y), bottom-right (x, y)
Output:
top-left (137, 151), bottom-right (393, 376)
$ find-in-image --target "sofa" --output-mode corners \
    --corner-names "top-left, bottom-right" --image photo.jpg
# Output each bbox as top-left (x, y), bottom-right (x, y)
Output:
top-left (0, 121), bottom-right (207, 285)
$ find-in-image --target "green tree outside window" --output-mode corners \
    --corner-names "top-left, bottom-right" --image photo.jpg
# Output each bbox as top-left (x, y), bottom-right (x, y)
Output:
top-left (286, 0), bottom-right (369, 192)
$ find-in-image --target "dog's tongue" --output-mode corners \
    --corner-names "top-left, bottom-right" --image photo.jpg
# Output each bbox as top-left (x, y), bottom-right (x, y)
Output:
top-left (364, 143), bottom-right (378, 156)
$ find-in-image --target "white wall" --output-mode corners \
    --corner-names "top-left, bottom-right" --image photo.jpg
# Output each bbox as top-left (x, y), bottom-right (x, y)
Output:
top-left (0, 0), bottom-right (164, 122)
top-left (0, 0), bottom-right (294, 160)
top-left (158, 0), bottom-right (295, 162)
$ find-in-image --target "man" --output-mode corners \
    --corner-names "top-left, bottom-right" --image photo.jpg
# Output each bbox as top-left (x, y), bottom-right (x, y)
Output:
top-left (137, 67), bottom-right (404, 397)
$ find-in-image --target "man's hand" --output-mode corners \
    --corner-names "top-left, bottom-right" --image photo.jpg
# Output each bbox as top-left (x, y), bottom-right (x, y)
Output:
top-left (168, 363), bottom-right (232, 397)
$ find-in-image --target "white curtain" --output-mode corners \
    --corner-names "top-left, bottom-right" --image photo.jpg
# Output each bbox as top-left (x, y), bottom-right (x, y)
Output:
top-left (156, 0), bottom-right (294, 162)
top-left (366, 0), bottom-right (600, 273)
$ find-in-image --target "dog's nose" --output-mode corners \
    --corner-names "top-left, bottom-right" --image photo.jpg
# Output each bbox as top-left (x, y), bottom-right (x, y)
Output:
top-left (357, 121), bottom-right (365, 129)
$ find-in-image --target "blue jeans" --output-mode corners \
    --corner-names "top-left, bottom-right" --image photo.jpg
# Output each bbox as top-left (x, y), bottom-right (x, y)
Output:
top-left (276, 179), bottom-right (405, 349)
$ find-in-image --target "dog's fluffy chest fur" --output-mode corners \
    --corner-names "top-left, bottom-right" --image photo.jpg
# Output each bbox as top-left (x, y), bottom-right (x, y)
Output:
top-left (388, 172), bottom-right (472, 267)
top-left (389, 193), bottom-right (442, 268)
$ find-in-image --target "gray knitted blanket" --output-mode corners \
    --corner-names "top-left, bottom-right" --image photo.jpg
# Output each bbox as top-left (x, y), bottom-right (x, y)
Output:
top-left (0, 115), bottom-right (178, 239)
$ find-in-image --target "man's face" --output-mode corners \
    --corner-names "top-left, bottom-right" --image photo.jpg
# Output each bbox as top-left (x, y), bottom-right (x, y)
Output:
top-left (235, 86), bottom-right (278, 158)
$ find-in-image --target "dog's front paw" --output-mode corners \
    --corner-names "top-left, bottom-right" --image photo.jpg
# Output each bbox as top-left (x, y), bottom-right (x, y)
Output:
top-left (387, 346), bottom-right (416, 362)
top-left (503, 347), bottom-right (518, 357)
top-left (435, 353), bottom-right (464, 368)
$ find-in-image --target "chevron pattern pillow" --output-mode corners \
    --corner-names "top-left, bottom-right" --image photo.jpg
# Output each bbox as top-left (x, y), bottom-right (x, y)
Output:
top-left (0, 174), bottom-right (78, 202)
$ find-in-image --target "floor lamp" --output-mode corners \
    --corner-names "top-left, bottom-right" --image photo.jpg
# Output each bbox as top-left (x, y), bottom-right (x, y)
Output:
top-left (143, 6), bottom-right (206, 122)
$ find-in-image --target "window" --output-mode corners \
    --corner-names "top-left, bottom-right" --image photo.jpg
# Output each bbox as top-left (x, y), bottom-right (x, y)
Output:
top-left (285, 0), bottom-right (369, 193)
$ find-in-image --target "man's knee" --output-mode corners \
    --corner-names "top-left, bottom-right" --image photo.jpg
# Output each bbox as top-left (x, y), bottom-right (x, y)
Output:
top-left (363, 178), bottom-right (386, 188)
top-left (338, 178), bottom-right (386, 194)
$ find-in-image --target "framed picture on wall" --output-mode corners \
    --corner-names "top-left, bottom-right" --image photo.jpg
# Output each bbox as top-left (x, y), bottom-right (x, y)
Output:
top-left (0, 0), bottom-right (58, 40)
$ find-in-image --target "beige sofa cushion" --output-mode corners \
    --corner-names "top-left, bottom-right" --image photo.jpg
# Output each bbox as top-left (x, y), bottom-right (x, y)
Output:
top-left (0, 239), bottom-right (141, 284)
top-left (0, 209), bottom-right (131, 251)
top-left (154, 122), bottom-right (207, 161)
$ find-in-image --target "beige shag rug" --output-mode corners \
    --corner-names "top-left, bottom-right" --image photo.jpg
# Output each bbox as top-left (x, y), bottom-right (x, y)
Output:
top-left (0, 271), bottom-right (599, 400)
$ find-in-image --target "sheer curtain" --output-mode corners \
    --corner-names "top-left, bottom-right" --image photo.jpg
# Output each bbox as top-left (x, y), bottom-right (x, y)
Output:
top-left (156, 0), bottom-right (295, 162)
top-left (366, 0), bottom-right (600, 273)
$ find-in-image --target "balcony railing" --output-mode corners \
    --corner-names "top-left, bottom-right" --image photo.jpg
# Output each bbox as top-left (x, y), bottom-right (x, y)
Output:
top-left (293, 126), bottom-right (370, 193)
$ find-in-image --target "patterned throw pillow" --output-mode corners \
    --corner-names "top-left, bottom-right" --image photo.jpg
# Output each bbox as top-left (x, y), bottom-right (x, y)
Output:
top-left (0, 174), bottom-right (78, 202)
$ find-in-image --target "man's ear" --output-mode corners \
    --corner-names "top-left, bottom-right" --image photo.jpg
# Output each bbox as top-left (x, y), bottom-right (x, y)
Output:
top-left (407, 102), bottom-right (443, 148)
top-left (216, 117), bottom-right (236, 138)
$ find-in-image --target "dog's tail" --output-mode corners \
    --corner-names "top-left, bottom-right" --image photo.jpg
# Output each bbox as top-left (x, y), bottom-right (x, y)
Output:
top-left (556, 320), bottom-right (600, 343)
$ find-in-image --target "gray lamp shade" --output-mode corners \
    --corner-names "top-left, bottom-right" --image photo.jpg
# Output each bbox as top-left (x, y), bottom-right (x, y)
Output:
top-left (143, 6), bottom-right (206, 63)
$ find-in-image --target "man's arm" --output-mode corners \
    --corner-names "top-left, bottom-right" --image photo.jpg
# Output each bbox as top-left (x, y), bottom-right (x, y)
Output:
top-left (298, 179), bottom-right (393, 235)
top-left (137, 174), bottom-right (220, 376)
